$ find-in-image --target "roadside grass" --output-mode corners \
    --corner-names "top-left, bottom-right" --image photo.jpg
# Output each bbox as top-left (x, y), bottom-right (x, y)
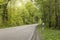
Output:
top-left (38, 26), bottom-right (60, 40)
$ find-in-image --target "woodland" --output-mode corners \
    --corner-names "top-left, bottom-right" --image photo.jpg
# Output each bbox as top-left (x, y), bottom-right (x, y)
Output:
top-left (0, 0), bottom-right (60, 29)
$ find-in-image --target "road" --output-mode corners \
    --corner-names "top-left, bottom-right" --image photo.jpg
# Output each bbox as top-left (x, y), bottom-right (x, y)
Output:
top-left (0, 24), bottom-right (42, 40)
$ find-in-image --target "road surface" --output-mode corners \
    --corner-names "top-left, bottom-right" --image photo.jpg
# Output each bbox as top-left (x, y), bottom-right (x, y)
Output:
top-left (0, 24), bottom-right (42, 40)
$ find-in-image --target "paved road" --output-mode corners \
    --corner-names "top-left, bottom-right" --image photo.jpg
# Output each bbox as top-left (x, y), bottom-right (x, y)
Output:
top-left (0, 24), bottom-right (41, 40)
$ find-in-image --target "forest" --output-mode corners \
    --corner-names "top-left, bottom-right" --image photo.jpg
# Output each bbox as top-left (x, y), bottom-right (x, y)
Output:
top-left (0, 0), bottom-right (60, 40)
top-left (0, 0), bottom-right (60, 29)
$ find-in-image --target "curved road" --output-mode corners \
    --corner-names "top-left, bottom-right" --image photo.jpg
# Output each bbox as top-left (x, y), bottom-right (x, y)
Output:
top-left (0, 24), bottom-right (42, 40)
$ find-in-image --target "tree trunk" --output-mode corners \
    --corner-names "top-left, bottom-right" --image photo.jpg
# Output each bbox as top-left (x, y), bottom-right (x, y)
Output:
top-left (2, 0), bottom-right (10, 23)
top-left (48, 0), bottom-right (51, 28)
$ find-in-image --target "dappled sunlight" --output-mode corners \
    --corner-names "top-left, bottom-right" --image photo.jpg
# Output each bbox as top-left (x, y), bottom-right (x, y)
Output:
top-left (0, 0), bottom-right (60, 40)
top-left (15, 0), bottom-right (22, 7)
top-left (8, 0), bottom-right (25, 8)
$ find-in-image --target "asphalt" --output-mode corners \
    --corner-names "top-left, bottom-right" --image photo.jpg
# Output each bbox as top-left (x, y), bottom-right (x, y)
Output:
top-left (0, 24), bottom-right (42, 40)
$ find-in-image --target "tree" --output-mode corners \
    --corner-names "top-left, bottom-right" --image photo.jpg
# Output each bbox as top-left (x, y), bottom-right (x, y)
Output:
top-left (36, 0), bottom-right (60, 29)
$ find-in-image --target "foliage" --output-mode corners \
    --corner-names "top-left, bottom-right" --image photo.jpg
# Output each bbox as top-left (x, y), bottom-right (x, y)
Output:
top-left (36, 0), bottom-right (60, 29)
top-left (38, 26), bottom-right (60, 40)
top-left (0, 0), bottom-right (41, 28)
top-left (0, 0), bottom-right (60, 29)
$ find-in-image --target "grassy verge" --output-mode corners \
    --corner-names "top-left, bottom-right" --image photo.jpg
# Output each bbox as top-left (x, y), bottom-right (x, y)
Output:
top-left (38, 26), bottom-right (60, 40)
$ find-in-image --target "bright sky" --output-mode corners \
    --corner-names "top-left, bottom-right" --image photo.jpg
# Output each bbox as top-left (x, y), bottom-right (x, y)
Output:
top-left (23, 0), bottom-right (28, 3)
top-left (8, 0), bottom-right (33, 7)
top-left (15, 0), bottom-right (22, 7)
